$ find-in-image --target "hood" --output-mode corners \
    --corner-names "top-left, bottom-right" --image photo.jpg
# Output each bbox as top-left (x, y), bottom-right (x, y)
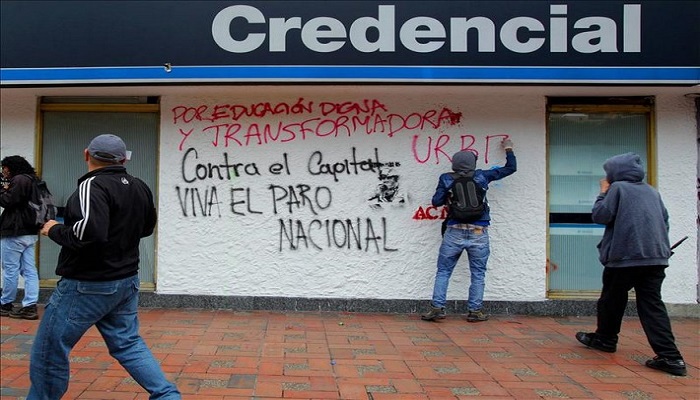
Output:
top-left (603, 152), bottom-right (645, 183)
top-left (451, 150), bottom-right (476, 176)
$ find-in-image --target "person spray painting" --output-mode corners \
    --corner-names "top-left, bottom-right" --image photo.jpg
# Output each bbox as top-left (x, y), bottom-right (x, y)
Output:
top-left (422, 138), bottom-right (516, 322)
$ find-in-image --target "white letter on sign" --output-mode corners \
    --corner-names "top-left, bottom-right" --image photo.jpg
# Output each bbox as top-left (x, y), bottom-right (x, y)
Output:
top-left (212, 5), bottom-right (266, 53)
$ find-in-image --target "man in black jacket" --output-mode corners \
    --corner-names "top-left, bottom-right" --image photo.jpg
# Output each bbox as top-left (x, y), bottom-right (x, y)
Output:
top-left (0, 155), bottom-right (40, 320)
top-left (29, 134), bottom-right (181, 399)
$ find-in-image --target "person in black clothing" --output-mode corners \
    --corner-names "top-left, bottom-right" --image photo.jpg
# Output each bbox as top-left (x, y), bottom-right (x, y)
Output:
top-left (28, 134), bottom-right (181, 399)
top-left (575, 153), bottom-right (686, 377)
top-left (0, 155), bottom-right (40, 320)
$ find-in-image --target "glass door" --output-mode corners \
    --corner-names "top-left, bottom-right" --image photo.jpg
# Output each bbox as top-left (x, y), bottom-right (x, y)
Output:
top-left (547, 99), bottom-right (652, 298)
top-left (38, 100), bottom-right (160, 290)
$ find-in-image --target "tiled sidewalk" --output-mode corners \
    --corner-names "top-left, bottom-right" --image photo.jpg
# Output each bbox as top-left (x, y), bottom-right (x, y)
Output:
top-left (1, 309), bottom-right (698, 399)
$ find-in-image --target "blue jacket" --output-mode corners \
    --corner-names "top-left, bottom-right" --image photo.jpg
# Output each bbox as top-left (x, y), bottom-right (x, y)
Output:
top-left (432, 150), bottom-right (517, 226)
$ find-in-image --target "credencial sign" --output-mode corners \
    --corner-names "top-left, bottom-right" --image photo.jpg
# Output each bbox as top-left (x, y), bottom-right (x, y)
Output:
top-left (1, 1), bottom-right (698, 85)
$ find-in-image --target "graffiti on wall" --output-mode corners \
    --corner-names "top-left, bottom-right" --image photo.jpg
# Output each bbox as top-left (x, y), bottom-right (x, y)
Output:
top-left (171, 99), bottom-right (462, 154)
top-left (169, 98), bottom-right (508, 252)
top-left (174, 145), bottom-right (401, 252)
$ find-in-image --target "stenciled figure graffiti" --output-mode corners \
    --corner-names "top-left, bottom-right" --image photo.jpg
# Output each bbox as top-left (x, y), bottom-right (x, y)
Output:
top-left (368, 167), bottom-right (407, 207)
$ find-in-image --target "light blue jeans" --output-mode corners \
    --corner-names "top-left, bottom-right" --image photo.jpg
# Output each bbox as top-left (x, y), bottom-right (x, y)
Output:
top-left (431, 225), bottom-right (490, 311)
top-left (1, 235), bottom-right (39, 307)
top-left (28, 275), bottom-right (181, 399)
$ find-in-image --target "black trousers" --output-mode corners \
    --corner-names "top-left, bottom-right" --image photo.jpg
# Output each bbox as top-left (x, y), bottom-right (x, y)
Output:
top-left (595, 265), bottom-right (683, 359)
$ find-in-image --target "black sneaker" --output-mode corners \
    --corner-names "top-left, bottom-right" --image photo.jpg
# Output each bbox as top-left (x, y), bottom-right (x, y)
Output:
top-left (0, 302), bottom-right (14, 317)
top-left (421, 305), bottom-right (446, 321)
top-left (575, 332), bottom-right (617, 353)
top-left (466, 309), bottom-right (489, 322)
top-left (645, 356), bottom-right (687, 376)
top-left (9, 304), bottom-right (39, 320)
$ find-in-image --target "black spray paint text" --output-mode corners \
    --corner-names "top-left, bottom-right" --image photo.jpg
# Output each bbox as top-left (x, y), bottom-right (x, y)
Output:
top-left (181, 147), bottom-right (387, 184)
top-left (175, 184), bottom-right (333, 217)
top-left (279, 217), bottom-right (398, 253)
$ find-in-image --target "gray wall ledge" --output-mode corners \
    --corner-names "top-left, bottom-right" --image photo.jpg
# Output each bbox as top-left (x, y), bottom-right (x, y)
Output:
top-left (28, 289), bottom-right (700, 318)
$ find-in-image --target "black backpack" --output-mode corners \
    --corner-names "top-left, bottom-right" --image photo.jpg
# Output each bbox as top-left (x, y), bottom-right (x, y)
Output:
top-left (447, 172), bottom-right (485, 223)
top-left (26, 175), bottom-right (57, 228)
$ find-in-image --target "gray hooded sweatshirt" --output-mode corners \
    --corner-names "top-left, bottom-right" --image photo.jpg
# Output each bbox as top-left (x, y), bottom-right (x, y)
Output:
top-left (451, 150), bottom-right (477, 177)
top-left (592, 152), bottom-right (671, 268)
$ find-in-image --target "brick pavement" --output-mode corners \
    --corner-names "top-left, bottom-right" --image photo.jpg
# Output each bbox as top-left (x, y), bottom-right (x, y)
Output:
top-left (1, 308), bottom-right (698, 399)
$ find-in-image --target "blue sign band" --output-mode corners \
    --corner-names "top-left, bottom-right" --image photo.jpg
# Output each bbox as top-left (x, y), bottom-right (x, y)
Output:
top-left (2, 66), bottom-right (699, 85)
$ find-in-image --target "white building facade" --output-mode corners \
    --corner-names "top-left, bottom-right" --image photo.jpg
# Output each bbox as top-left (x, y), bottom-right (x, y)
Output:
top-left (1, 1), bottom-right (698, 314)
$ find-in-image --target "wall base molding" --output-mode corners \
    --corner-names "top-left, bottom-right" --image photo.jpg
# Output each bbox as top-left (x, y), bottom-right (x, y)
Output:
top-left (30, 289), bottom-right (700, 318)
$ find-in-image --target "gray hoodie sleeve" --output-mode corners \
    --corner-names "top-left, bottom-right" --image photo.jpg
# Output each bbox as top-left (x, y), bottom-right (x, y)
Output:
top-left (592, 185), bottom-right (619, 225)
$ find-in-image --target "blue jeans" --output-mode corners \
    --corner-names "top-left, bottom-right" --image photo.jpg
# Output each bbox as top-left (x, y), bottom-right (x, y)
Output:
top-left (1, 235), bottom-right (39, 307)
top-left (431, 226), bottom-right (490, 311)
top-left (28, 275), bottom-right (180, 399)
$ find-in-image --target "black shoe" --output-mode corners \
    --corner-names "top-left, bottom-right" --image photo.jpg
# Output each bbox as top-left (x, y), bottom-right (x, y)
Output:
top-left (421, 305), bottom-right (446, 321)
top-left (0, 302), bottom-right (14, 317)
top-left (645, 356), bottom-right (687, 376)
top-left (575, 332), bottom-right (617, 353)
top-left (9, 304), bottom-right (39, 320)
